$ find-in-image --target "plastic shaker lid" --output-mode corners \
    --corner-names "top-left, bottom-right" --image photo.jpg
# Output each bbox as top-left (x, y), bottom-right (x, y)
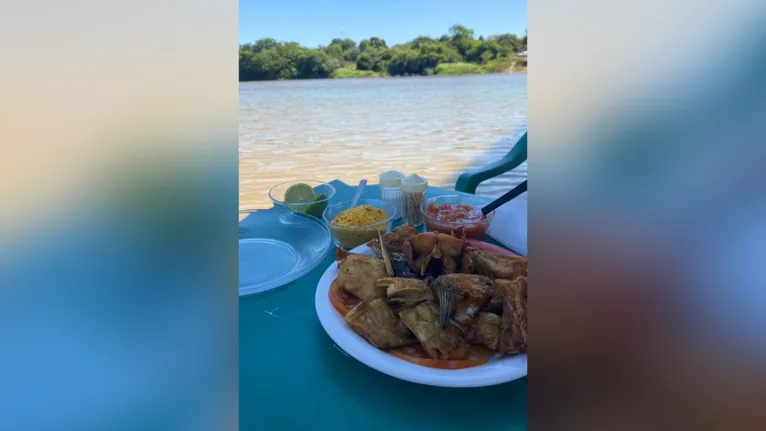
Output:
top-left (401, 174), bottom-right (428, 193)
top-left (379, 170), bottom-right (405, 187)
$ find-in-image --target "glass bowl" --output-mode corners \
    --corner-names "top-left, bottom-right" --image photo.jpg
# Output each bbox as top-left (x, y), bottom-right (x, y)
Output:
top-left (322, 199), bottom-right (396, 250)
top-left (422, 194), bottom-right (494, 240)
top-left (268, 180), bottom-right (336, 218)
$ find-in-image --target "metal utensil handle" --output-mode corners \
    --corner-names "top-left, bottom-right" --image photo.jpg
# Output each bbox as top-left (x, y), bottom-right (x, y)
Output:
top-left (350, 179), bottom-right (367, 208)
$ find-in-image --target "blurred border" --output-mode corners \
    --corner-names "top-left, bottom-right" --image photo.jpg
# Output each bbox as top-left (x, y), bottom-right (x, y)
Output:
top-left (0, 1), bottom-right (239, 430)
top-left (531, 0), bottom-right (766, 429)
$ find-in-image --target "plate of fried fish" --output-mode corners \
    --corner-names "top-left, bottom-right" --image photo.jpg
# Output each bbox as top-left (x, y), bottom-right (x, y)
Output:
top-left (315, 224), bottom-right (527, 387)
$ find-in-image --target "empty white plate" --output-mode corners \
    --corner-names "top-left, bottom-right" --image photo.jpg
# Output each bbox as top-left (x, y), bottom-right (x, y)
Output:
top-left (240, 209), bottom-right (331, 296)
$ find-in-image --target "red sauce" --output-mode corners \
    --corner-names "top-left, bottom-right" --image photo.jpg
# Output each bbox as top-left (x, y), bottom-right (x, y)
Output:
top-left (426, 203), bottom-right (487, 222)
top-left (424, 203), bottom-right (490, 239)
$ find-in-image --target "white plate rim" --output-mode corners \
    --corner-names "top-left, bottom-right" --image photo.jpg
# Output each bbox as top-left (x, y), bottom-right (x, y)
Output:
top-left (314, 244), bottom-right (527, 388)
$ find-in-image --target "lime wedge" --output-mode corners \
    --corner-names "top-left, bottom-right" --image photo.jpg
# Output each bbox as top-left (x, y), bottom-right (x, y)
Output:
top-left (284, 183), bottom-right (317, 213)
top-left (305, 193), bottom-right (328, 217)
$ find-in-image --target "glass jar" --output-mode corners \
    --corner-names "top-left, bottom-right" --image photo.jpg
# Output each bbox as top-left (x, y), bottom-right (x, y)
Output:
top-left (379, 171), bottom-right (405, 220)
top-left (401, 174), bottom-right (428, 226)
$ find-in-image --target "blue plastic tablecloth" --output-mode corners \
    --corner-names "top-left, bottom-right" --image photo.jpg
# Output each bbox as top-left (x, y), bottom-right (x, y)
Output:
top-left (240, 180), bottom-right (527, 430)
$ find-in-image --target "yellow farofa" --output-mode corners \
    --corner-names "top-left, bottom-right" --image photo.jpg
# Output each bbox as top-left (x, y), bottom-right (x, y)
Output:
top-left (333, 205), bottom-right (387, 226)
top-left (332, 205), bottom-right (390, 248)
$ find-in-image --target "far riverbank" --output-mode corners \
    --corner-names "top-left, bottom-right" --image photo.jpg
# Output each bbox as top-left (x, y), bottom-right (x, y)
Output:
top-left (240, 24), bottom-right (527, 82)
top-left (329, 61), bottom-right (526, 79)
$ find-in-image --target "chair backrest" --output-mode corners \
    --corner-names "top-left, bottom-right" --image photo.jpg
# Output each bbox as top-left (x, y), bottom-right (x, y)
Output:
top-left (455, 131), bottom-right (527, 194)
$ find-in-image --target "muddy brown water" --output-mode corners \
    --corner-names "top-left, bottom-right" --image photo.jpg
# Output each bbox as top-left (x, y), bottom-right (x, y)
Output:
top-left (240, 73), bottom-right (527, 209)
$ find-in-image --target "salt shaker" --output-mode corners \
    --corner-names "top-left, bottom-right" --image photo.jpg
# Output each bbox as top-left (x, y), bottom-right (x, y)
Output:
top-left (379, 170), bottom-right (405, 220)
top-left (401, 174), bottom-right (428, 226)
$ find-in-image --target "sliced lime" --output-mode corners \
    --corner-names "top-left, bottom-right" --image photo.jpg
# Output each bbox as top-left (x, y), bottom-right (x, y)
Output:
top-left (284, 183), bottom-right (316, 212)
top-left (284, 183), bottom-right (316, 203)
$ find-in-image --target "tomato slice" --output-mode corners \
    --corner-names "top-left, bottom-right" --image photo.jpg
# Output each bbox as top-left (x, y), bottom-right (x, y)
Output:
top-left (389, 345), bottom-right (492, 370)
top-left (328, 279), bottom-right (360, 316)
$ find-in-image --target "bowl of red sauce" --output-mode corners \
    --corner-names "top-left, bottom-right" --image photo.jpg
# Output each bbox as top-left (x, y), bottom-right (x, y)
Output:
top-left (422, 194), bottom-right (494, 240)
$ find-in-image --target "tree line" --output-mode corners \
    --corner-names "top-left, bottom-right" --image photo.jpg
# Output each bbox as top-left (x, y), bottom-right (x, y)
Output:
top-left (239, 25), bottom-right (527, 81)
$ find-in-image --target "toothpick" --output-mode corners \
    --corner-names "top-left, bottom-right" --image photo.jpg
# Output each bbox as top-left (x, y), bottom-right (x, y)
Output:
top-left (378, 230), bottom-right (394, 277)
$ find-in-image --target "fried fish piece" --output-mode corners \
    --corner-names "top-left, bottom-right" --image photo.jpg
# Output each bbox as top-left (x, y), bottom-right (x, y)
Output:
top-left (335, 247), bottom-right (379, 262)
top-left (433, 274), bottom-right (494, 326)
top-left (367, 224), bottom-right (418, 256)
top-left (379, 277), bottom-right (433, 305)
top-left (488, 277), bottom-right (526, 313)
top-left (402, 231), bottom-right (466, 275)
top-left (345, 299), bottom-right (415, 349)
top-left (402, 232), bottom-right (440, 275)
top-left (500, 275), bottom-right (528, 354)
top-left (398, 302), bottom-right (470, 360)
top-left (465, 247), bottom-right (527, 280)
top-left (487, 279), bottom-right (510, 313)
top-left (432, 275), bottom-right (460, 329)
top-left (493, 278), bottom-right (513, 298)
top-left (468, 312), bottom-right (502, 351)
top-left (396, 320), bottom-right (414, 339)
top-left (337, 254), bottom-right (388, 301)
top-left (334, 247), bottom-right (354, 261)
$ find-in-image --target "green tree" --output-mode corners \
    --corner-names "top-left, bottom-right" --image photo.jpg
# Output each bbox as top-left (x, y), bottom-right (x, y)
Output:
top-left (448, 24), bottom-right (478, 57)
top-left (356, 51), bottom-right (386, 72)
top-left (386, 48), bottom-right (420, 76)
top-left (239, 26), bottom-right (526, 81)
top-left (410, 36), bottom-right (436, 48)
top-left (416, 40), bottom-right (462, 64)
top-left (239, 47), bottom-right (257, 80)
top-left (466, 40), bottom-right (513, 63)
top-left (490, 34), bottom-right (523, 53)
top-left (251, 48), bottom-right (295, 80)
top-left (359, 37), bottom-right (387, 52)
top-left (343, 47), bottom-right (360, 62)
top-left (295, 50), bottom-right (340, 79)
top-left (329, 38), bottom-right (361, 61)
top-left (449, 24), bottom-right (474, 41)
top-left (252, 38), bottom-right (279, 53)
top-left (324, 44), bottom-right (344, 59)
top-left (330, 38), bottom-right (357, 52)
top-left (369, 37), bottom-right (387, 49)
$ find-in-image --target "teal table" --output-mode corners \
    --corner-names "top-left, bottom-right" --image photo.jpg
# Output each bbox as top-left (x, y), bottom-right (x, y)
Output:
top-left (240, 180), bottom-right (527, 430)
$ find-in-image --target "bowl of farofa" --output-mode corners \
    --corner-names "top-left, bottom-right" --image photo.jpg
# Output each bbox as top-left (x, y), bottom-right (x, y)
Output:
top-left (322, 199), bottom-right (396, 249)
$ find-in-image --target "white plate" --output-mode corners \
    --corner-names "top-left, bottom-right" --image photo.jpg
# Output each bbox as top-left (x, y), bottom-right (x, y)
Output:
top-left (314, 244), bottom-right (527, 388)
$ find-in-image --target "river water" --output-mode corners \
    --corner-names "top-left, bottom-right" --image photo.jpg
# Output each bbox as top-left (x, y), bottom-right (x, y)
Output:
top-left (239, 73), bottom-right (527, 209)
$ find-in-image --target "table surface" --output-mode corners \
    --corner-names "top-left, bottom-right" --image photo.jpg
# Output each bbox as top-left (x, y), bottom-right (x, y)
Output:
top-left (240, 180), bottom-right (527, 430)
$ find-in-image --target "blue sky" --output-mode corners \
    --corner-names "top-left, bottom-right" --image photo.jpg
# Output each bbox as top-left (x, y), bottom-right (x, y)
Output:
top-left (239, 0), bottom-right (526, 47)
